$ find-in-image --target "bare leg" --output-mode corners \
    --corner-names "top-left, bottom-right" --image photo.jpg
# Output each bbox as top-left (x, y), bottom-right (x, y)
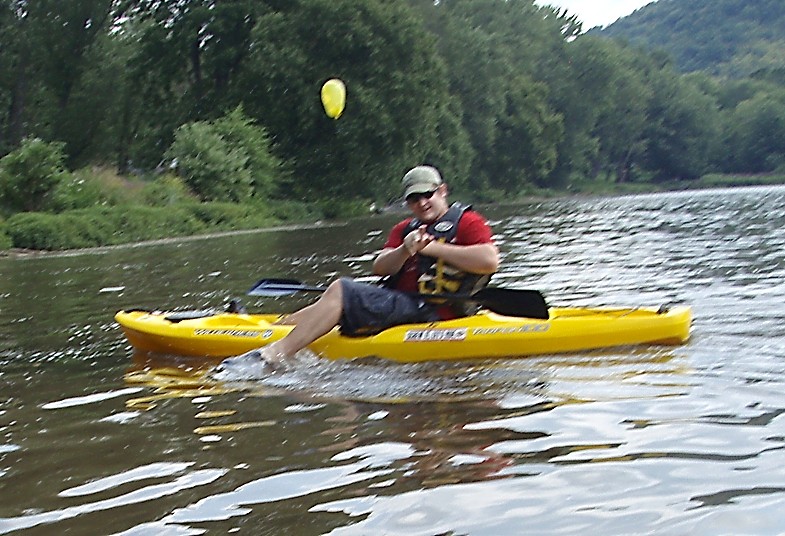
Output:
top-left (263, 279), bottom-right (344, 363)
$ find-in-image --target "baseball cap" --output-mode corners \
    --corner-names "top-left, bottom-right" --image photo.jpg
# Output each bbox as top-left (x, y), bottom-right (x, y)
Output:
top-left (402, 166), bottom-right (442, 199)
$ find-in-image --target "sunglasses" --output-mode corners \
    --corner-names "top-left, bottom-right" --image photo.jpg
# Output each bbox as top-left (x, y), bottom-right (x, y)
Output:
top-left (405, 189), bottom-right (437, 203)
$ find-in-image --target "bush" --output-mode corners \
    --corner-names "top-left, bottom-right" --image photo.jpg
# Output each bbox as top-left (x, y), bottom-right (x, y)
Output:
top-left (212, 107), bottom-right (287, 199)
top-left (182, 202), bottom-right (279, 230)
top-left (2, 199), bottom-right (321, 251)
top-left (4, 212), bottom-right (109, 250)
top-left (94, 206), bottom-right (206, 243)
top-left (48, 173), bottom-right (108, 211)
top-left (316, 198), bottom-right (372, 220)
top-left (166, 121), bottom-right (252, 202)
top-left (165, 107), bottom-right (287, 202)
top-left (0, 218), bottom-right (11, 250)
top-left (48, 167), bottom-right (146, 211)
top-left (0, 138), bottom-right (69, 213)
top-left (5, 206), bottom-right (206, 250)
top-left (267, 200), bottom-right (322, 222)
top-left (139, 174), bottom-right (197, 206)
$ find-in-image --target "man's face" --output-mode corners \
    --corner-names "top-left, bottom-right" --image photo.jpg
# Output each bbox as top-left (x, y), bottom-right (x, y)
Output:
top-left (405, 184), bottom-right (449, 223)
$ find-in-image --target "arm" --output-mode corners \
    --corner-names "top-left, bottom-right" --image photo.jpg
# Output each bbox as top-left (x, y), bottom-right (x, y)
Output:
top-left (372, 243), bottom-right (411, 276)
top-left (419, 240), bottom-right (499, 274)
top-left (373, 220), bottom-right (410, 276)
top-left (373, 231), bottom-right (499, 275)
top-left (373, 212), bottom-right (500, 276)
top-left (373, 225), bottom-right (434, 275)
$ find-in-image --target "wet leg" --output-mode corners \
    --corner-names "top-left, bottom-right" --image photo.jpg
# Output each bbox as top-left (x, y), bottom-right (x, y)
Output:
top-left (263, 279), bottom-right (344, 364)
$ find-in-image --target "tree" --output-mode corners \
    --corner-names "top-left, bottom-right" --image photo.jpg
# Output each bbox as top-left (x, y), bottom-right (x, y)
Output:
top-left (0, 0), bottom-right (31, 154)
top-left (124, 0), bottom-right (266, 169)
top-left (488, 76), bottom-right (563, 190)
top-left (724, 91), bottom-right (785, 172)
top-left (235, 0), bottom-right (462, 201)
top-left (412, 0), bottom-right (573, 191)
top-left (643, 74), bottom-right (721, 181)
top-left (0, 0), bottom-right (130, 165)
top-left (580, 39), bottom-right (653, 183)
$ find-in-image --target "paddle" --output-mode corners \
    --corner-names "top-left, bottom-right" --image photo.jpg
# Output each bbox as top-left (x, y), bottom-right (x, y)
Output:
top-left (248, 278), bottom-right (549, 319)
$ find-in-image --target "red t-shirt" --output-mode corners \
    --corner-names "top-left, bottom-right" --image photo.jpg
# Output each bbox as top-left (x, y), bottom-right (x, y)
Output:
top-left (383, 209), bottom-right (495, 294)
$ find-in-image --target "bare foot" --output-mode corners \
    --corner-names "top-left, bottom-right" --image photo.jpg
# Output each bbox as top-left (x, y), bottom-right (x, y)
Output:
top-left (256, 342), bottom-right (292, 371)
top-left (213, 343), bottom-right (291, 377)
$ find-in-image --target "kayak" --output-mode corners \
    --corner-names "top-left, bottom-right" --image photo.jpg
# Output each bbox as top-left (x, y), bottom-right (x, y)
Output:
top-left (115, 305), bottom-right (692, 363)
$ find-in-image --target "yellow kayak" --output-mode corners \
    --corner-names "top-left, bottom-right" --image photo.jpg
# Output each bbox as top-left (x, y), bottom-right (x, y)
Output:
top-left (115, 305), bottom-right (692, 362)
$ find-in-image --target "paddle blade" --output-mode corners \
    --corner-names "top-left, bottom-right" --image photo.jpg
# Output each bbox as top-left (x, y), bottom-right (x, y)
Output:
top-left (247, 278), bottom-right (306, 297)
top-left (474, 288), bottom-right (549, 319)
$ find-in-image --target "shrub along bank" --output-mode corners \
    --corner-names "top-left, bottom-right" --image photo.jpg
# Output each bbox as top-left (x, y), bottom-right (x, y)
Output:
top-left (0, 201), bottom-right (336, 252)
top-left (0, 123), bottom-right (367, 253)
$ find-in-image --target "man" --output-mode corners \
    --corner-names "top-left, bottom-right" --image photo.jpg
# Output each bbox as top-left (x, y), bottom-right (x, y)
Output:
top-left (258, 165), bottom-right (499, 367)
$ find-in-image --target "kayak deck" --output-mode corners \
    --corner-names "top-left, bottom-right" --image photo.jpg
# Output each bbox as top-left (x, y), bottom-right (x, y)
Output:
top-left (115, 305), bottom-right (692, 363)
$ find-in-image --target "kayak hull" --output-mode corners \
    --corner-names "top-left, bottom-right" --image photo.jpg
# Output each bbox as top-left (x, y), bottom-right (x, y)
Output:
top-left (115, 305), bottom-right (692, 362)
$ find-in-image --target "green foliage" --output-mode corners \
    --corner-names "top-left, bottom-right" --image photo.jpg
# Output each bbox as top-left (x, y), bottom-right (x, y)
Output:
top-left (4, 0), bottom-right (785, 255)
top-left (266, 200), bottom-right (322, 222)
top-left (724, 92), bottom-right (785, 173)
top-left (48, 166), bottom-right (144, 211)
top-left (236, 0), bottom-right (462, 202)
top-left (601, 0), bottom-right (785, 76)
top-left (139, 174), bottom-right (198, 206)
top-left (4, 206), bottom-right (204, 250)
top-left (127, 0), bottom-right (263, 169)
top-left (3, 200), bottom-right (304, 251)
top-left (694, 173), bottom-right (785, 187)
top-left (49, 173), bottom-right (111, 211)
top-left (0, 217), bottom-right (11, 250)
top-left (489, 77), bottom-right (563, 189)
top-left (568, 37), bottom-right (652, 183)
top-left (643, 74), bottom-right (721, 181)
top-left (0, 138), bottom-right (69, 212)
top-left (210, 106), bottom-right (286, 199)
top-left (181, 201), bottom-right (276, 228)
top-left (166, 107), bottom-right (284, 202)
top-left (316, 198), bottom-right (372, 220)
top-left (167, 120), bottom-right (253, 202)
top-left (5, 211), bottom-right (114, 250)
top-left (0, 0), bottom-right (127, 165)
top-left (420, 0), bottom-right (571, 191)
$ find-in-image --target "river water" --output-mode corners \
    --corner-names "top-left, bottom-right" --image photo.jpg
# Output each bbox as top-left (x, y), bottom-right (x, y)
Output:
top-left (1, 186), bottom-right (784, 535)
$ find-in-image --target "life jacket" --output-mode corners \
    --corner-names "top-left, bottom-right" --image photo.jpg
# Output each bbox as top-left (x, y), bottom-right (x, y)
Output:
top-left (389, 202), bottom-right (491, 316)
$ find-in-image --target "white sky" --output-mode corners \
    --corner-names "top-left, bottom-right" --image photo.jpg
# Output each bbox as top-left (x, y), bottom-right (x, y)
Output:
top-left (534, 0), bottom-right (658, 29)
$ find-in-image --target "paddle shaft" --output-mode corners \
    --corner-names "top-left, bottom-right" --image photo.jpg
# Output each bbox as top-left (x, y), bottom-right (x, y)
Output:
top-left (248, 278), bottom-right (549, 319)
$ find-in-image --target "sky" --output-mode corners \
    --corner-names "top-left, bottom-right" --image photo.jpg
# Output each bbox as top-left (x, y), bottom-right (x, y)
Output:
top-left (534, 0), bottom-right (658, 29)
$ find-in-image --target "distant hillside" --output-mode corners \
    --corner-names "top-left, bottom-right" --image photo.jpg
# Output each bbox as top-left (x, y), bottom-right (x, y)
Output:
top-left (598, 0), bottom-right (785, 77)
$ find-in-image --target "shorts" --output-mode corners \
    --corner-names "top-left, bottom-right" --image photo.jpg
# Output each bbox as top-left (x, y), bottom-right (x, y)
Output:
top-left (339, 277), bottom-right (439, 336)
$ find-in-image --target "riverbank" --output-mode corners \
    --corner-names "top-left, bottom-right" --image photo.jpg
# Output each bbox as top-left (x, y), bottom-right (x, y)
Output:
top-left (2, 173), bottom-right (783, 257)
top-left (565, 172), bottom-right (785, 197)
top-left (0, 220), bottom-right (348, 260)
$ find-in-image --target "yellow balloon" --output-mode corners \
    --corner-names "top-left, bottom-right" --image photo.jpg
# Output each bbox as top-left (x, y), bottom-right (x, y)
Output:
top-left (321, 78), bottom-right (346, 119)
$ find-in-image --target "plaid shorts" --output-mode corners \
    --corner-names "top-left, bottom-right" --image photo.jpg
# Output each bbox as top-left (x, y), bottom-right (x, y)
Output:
top-left (339, 277), bottom-right (438, 336)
